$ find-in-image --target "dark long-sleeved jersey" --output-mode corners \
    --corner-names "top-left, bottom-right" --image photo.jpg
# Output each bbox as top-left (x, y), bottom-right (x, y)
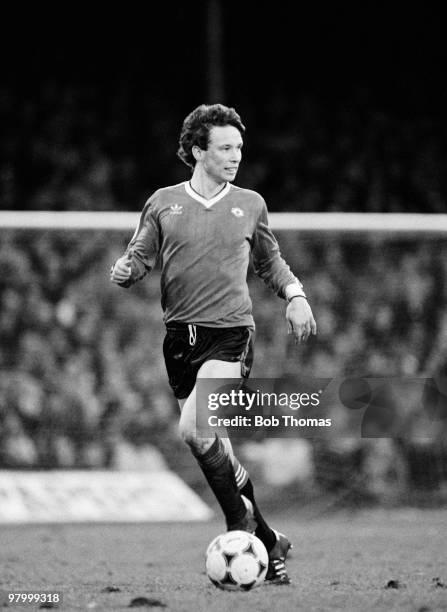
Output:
top-left (121, 181), bottom-right (300, 328)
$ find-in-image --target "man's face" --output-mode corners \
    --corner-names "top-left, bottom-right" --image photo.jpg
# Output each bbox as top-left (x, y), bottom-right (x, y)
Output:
top-left (198, 125), bottom-right (243, 183)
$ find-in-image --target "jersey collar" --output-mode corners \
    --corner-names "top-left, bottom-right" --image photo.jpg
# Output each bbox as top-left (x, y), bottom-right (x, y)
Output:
top-left (184, 181), bottom-right (231, 208)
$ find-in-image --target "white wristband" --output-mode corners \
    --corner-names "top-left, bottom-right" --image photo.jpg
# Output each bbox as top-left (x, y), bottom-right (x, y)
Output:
top-left (285, 283), bottom-right (306, 301)
top-left (288, 295), bottom-right (307, 304)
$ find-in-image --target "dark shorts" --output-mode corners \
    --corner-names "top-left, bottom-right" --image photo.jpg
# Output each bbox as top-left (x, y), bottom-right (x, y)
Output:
top-left (163, 322), bottom-right (253, 399)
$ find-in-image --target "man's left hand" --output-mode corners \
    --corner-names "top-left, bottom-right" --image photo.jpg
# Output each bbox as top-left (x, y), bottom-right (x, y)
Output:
top-left (286, 298), bottom-right (317, 343)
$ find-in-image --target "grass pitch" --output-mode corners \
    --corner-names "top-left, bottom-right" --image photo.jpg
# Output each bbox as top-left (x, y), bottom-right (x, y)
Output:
top-left (1, 509), bottom-right (447, 611)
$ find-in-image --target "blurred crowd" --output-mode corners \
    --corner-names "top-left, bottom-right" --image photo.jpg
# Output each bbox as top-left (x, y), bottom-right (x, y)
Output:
top-left (1, 230), bottom-right (447, 504)
top-left (1, 80), bottom-right (447, 504)
top-left (1, 83), bottom-right (446, 213)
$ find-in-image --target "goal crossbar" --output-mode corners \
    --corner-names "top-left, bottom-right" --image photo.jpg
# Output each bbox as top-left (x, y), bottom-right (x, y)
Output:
top-left (2, 211), bottom-right (447, 234)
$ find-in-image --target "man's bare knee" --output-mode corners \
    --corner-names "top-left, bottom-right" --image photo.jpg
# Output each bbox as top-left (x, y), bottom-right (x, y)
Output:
top-left (178, 419), bottom-right (214, 455)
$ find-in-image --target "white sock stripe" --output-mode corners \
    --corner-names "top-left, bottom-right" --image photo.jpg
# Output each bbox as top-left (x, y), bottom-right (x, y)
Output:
top-left (236, 474), bottom-right (248, 487)
top-left (236, 466), bottom-right (247, 479)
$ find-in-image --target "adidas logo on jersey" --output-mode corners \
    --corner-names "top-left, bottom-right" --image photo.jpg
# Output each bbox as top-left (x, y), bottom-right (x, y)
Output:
top-left (170, 204), bottom-right (183, 215)
top-left (231, 207), bottom-right (244, 217)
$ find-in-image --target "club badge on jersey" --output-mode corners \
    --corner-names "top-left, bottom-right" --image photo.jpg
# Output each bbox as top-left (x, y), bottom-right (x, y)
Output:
top-left (231, 207), bottom-right (244, 217)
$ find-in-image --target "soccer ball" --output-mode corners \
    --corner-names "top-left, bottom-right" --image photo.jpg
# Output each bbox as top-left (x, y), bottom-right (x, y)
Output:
top-left (205, 530), bottom-right (268, 591)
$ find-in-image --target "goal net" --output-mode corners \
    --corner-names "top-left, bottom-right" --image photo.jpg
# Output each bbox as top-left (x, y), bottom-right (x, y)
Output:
top-left (1, 211), bottom-right (447, 510)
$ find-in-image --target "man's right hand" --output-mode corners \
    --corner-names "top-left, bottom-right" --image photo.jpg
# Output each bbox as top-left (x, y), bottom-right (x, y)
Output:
top-left (110, 252), bottom-right (132, 284)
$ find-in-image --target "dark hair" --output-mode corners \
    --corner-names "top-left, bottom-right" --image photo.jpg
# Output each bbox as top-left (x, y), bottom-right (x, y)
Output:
top-left (177, 104), bottom-right (246, 169)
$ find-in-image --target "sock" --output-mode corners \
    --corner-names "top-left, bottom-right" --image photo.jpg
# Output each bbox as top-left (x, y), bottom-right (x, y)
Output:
top-left (240, 478), bottom-right (276, 552)
top-left (194, 437), bottom-right (246, 528)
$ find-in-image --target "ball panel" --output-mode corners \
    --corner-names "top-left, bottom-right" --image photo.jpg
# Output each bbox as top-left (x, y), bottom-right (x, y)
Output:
top-left (205, 550), bottom-right (228, 582)
top-left (220, 531), bottom-right (251, 555)
top-left (230, 553), bottom-right (261, 585)
top-left (206, 535), bottom-right (222, 556)
top-left (251, 535), bottom-right (269, 565)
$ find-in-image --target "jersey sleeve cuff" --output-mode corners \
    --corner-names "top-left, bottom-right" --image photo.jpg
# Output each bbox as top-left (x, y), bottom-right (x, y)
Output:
top-left (285, 282), bottom-right (306, 301)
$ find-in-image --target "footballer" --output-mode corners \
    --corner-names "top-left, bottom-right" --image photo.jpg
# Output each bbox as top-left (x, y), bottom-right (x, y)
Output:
top-left (110, 104), bottom-right (317, 584)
